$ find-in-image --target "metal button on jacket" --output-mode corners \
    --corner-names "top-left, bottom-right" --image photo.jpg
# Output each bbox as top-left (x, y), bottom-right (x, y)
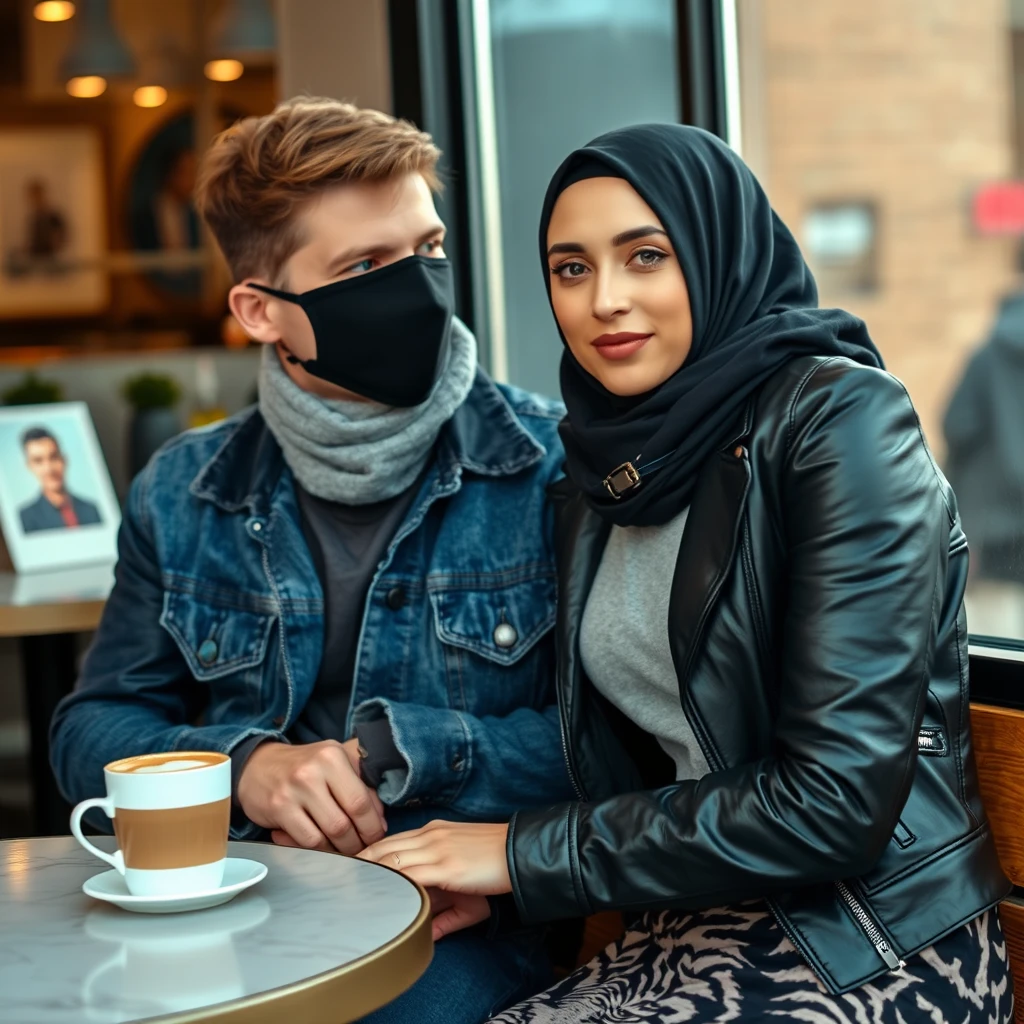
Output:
top-left (198, 639), bottom-right (218, 665)
top-left (385, 587), bottom-right (407, 611)
top-left (493, 622), bottom-right (518, 649)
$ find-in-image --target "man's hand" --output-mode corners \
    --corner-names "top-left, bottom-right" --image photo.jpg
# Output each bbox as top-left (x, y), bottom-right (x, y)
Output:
top-left (237, 739), bottom-right (387, 856)
top-left (425, 888), bottom-right (492, 942)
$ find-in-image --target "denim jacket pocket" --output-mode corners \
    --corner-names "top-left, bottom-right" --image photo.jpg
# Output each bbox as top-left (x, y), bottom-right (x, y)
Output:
top-left (428, 573), bottom-right (556, 668)
top-left (160, 590), bottom-right (276, 681)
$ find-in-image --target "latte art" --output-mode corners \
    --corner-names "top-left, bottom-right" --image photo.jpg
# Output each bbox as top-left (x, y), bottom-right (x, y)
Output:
top-left (107, 751), bottom-right (226, 774)
top-left (130, 759), bottom-right (210, 774)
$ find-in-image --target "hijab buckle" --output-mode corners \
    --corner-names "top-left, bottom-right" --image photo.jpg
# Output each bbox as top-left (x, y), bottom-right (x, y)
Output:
top-left (603, 461), bottom-right (642, 500)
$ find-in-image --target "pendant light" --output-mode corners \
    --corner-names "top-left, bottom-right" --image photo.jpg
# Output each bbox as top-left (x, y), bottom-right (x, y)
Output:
top-left (205, 0), bottom-right (275, 81)
top-left (132, 40), bottom-right (189, 109)
top-left (34, 1), bottom-right (76, 21)
top-left (61, 0), bottom-right (134, 98)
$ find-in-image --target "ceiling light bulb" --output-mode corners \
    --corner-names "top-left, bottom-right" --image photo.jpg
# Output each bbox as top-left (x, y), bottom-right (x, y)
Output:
top-left (133, 85), bottom-right (167, 108)
top-left (204, 58), bottom-right (244, 82)
top-left (34, 1), bottom-right (76, 21)
top-left (66, 75), bottom-right (107, 98)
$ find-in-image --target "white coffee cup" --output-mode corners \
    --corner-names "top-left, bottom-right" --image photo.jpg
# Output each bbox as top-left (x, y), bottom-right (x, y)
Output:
top-left (70, 751), bottom-right (231, 897)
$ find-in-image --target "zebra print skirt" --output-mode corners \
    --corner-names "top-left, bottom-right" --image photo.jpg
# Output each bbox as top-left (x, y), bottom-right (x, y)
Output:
top-left (489, 902), bottom-right (1014, 1023)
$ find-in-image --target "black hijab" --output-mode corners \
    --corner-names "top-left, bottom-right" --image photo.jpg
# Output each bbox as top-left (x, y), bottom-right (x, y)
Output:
top-left (540, 124), bottom-right (883, 527)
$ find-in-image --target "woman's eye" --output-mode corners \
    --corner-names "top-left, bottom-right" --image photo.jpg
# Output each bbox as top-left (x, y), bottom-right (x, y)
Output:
top-left (419, 239), bottom-right (445, 256)
top-left (631, 248), bottom-right (667, 269)
top-left (553, 261), bottom-right (589, 280)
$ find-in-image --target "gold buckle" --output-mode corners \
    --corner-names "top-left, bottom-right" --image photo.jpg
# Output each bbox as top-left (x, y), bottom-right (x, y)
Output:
top-left (603, 461), bottom-right (641, 500)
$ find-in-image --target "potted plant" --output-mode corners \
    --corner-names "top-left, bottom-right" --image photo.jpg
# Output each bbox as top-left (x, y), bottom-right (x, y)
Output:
top-left (2, 372), bottom-right (64, 406)
top-left (123, 372), bottom-right (182, 478)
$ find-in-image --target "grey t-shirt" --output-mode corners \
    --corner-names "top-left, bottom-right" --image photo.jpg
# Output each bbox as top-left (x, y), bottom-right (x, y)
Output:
top-left (291, 481), bottom-right (420, 745)
top-left (579, 506), bottom-right (711, 782)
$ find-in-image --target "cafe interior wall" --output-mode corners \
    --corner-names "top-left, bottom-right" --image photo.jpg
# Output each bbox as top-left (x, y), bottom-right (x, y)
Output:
top-left (0, 0), bottom-right (277, 497)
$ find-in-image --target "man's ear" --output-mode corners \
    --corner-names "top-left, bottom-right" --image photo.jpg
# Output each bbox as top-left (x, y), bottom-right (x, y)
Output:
top-left (229, 282), bottom-right (283, 344)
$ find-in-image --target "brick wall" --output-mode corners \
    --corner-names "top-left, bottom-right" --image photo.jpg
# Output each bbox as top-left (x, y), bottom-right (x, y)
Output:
top-left (739, 0), bottom-right (1018, 454)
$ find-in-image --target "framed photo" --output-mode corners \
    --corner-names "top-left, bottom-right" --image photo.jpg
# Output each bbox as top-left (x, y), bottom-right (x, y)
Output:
top-left (0, 403), bottom-right (120, 573)
top-left (0, 128), bottom-right (108, 318)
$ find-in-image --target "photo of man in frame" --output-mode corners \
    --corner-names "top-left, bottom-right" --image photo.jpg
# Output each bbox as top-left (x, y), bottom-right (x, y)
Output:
top-left (18, 425), bottom-right (102, 534)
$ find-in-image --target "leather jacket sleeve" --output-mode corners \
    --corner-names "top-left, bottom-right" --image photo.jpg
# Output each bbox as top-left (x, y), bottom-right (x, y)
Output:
top-left (507, 364), bottom-right (953, 922)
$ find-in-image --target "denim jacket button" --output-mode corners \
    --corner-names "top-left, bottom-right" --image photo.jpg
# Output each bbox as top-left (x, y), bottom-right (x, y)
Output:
top-left (272, 715), bottom-right (286, 728)
top-left (385, 586), bottom-right (407, 611)
top-left (493, 622), bottom-right (518, 648)
top-left (197, 639), bottom-right (218, 665)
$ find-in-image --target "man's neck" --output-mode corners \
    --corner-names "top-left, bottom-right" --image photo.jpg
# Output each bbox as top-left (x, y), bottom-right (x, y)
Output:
top-left (43, 488), bottom-right (68, 509)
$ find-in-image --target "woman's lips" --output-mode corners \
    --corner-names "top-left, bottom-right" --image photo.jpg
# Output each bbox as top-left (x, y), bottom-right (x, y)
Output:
top-left (591, 332), bottom-right (652, 361)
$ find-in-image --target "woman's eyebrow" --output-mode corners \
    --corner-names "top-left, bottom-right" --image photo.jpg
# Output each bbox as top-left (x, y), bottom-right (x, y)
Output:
top-left (611, 225), bottom-right (667, 246)
top-left (547, 241), bottom-right (585, 257)
top-left (546, 225), bottom-right (667, 258)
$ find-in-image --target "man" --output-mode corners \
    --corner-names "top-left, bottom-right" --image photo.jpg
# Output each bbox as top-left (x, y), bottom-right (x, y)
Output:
top-left (18, 427), bottom-right (102, 533)
top-left (50, 98), bottom-right (572, 1023)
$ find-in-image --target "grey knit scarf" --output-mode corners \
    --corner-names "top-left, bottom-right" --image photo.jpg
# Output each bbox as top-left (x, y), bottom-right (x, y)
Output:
top-left (259, 318), bottom-right (477, 504)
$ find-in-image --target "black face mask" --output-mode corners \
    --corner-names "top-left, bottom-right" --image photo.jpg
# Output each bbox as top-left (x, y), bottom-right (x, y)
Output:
top-left (249, 255), bottom-right (455, 407)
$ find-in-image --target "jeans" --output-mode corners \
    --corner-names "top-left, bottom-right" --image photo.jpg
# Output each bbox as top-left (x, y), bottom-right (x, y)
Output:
top-left (359, 929), bottom-right (553, 1024)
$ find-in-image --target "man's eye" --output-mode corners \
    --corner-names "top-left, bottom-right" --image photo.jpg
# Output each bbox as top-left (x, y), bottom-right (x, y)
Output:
top-left (419, 239), bottom-right (444, 255)
top-left (348, 259), bottom-right (375, 274)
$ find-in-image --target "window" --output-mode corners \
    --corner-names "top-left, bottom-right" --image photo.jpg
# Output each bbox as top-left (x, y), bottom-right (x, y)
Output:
top-left (737, 0), bottom-right (1024, 644)
top-left (803, 202), bottom-right (878, 295)
top-left (482, 0), bottom-right (681, 395)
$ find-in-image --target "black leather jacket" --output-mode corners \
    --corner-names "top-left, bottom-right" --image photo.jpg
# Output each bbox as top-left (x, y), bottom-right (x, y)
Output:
top-left (505, 356), bottom-right (1010, 994)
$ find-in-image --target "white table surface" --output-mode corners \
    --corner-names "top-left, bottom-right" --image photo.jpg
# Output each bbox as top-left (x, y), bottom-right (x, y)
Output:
top-left (0, 836), bottom-right (428, 1024)
top-left (0, 563), bottom-right (114, 637)
top-left (0, 563), bottom-right (115, 608)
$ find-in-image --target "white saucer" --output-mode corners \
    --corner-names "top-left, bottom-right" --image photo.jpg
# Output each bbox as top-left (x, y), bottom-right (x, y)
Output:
top-left (82, 858), bottom-right (268, 914)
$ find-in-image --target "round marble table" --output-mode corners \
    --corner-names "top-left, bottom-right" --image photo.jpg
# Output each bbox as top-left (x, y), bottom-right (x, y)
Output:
top-left (0, 836), bottom-right (432, 1023)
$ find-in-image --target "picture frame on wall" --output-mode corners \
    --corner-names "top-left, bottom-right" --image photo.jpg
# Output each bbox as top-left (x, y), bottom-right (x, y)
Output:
top-left (0, 402), bottom-right (120, 573)
top-left (0, 128), bottom-right (108, 318)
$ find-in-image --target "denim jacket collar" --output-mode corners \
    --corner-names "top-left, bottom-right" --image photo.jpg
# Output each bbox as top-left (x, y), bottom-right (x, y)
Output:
top-left (189, 370), bottom-right (546, 516)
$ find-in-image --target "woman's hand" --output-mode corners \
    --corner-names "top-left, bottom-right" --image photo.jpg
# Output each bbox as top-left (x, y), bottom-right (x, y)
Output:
top-left (357, 821), bottom-right (512, 940)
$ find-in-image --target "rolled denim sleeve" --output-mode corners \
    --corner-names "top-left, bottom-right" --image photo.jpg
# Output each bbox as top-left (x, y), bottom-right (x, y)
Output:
top-left (350, 697), bottom-right (574, 818)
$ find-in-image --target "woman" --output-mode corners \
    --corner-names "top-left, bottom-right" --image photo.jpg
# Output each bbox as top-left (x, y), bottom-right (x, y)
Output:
top-left (360, 125), bottom-right (1014, 1022)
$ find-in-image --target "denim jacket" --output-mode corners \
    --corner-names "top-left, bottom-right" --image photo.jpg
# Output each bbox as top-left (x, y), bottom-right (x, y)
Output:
top-left (50, 371), bottom-right (575, 838)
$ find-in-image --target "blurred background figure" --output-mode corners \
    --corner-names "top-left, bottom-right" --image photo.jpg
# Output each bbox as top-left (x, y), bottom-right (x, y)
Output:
top-left (4, 177), bottom-right (70, 278)
top-left (944, 281), bottom-right (1024, 638)
top-left (25, 179), bottom-right (69, 266)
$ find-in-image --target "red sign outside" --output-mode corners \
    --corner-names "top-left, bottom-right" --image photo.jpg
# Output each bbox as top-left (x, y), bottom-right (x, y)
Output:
top-left (973, 182), bottom-right (1024, 234)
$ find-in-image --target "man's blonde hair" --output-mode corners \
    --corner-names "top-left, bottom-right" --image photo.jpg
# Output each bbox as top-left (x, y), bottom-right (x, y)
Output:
top-left (195, 97), bottom-right (441, 283)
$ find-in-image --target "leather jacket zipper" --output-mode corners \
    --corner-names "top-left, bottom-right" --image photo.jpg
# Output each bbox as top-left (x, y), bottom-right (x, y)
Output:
top-left (557, 701), bottom-right (585, 800)
top-left (834, 880), bottom-right (906, 973)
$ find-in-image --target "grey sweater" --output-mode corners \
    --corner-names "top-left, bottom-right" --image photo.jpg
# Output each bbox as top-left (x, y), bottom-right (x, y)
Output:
top-left (580, 507), bottom-right (710, 782)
